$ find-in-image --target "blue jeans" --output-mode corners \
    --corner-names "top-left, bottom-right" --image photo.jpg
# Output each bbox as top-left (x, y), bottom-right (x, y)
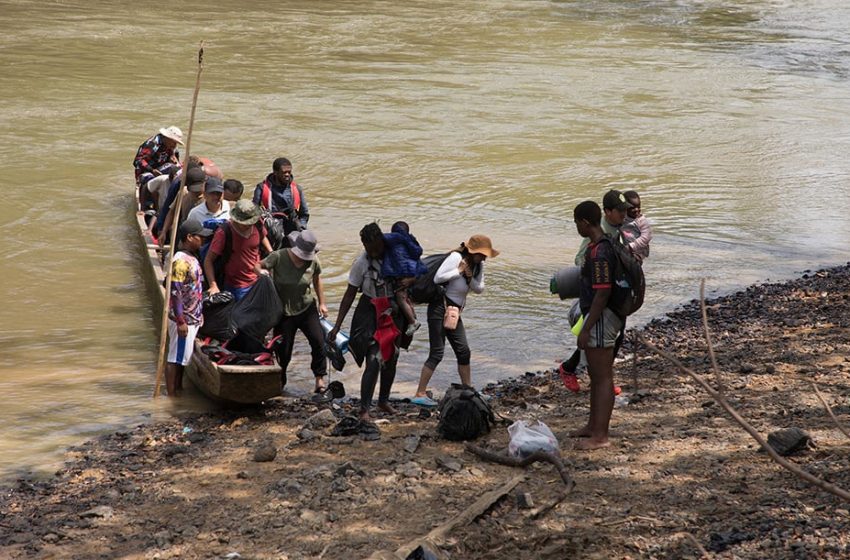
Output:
top-left (225, 284), bottom-right (253, 302)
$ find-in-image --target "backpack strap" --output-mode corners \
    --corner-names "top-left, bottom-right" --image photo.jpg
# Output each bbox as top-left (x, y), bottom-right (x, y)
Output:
top-left (260, 180), bottom-right (271, 211)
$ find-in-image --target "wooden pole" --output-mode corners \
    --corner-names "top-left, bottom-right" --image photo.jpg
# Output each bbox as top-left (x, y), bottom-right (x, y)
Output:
top-left (153, 42), bottom-right (205, 398)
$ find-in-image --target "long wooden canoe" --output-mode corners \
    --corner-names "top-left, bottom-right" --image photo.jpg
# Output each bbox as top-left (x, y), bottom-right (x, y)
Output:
top-left (131, 189), bottom-right (282, 404)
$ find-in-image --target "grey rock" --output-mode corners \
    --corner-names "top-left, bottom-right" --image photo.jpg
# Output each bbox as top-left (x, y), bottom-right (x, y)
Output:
top-left (335, 461), bottom-right (365, 477)
top-left (80, 505), bottom-right (114, 519)
top-left (403, 435), bottom-right (421, 454)
top-left (154, 529), bottom-right (172, 547)
top-left (767, 428), bottom-right (814, 456)
top-left (396, 461), bottom-right (422, 479)
top-left (304, 409), bottom-right (337, 430)
top-left (297, 428), bottom-right (318, 442)
top-left (435, 456), bottom-right (463, 473)
top-left (300, 510), bottom-right (326, 526)
top-left (253, 443), bottom-right (277, 462)
top-left (330, 478), bottom-right (351, 493)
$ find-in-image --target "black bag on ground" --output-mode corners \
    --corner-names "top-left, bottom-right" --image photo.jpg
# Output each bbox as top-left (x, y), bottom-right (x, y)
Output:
top-left (409, 253), bottom-right (450, 305)
top-left (603, 234), bottom-right (646, 318)
top-left (437, 383), bottom-right (496, 441)
top-left (198, 291), bottom-right (236, 341)
top-left (229, 275), bottom-right (283, 341)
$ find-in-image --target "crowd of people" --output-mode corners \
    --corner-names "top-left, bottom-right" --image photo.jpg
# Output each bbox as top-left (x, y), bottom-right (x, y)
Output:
top-left (134, 125), bottom-right (653, 444)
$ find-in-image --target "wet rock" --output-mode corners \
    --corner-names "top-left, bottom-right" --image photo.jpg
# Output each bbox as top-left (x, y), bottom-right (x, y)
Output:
top-left (304, 409), bottom-right (336, 431)
top-left (253, 443), bottom-right (277, 462)
top-left (80, 505), bottom-right (114, 519)
top-left (765, 364), bottom-right (776, 374)
top-left (740, 363), bottom-right (755, 374)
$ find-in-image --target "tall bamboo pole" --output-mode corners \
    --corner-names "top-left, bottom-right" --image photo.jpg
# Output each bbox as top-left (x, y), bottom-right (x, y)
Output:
top-left (153, 43), bottom-right (205, 398)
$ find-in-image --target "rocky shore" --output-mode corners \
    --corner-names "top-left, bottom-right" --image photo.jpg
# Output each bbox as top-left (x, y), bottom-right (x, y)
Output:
top-left (3, 264), bottom-right (850, 559)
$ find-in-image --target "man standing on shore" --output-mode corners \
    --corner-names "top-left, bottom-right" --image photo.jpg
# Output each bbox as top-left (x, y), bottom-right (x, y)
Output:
top-left (570, 200), bottom-right (622, 450)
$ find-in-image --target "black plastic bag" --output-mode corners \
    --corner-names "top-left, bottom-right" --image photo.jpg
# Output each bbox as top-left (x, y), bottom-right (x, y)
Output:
top-left (198, 292), bottom-right (236, 341)
top-left (229, 275), bottom-right (283, 341)
top-left (262, 212), bottom-right (296, 250)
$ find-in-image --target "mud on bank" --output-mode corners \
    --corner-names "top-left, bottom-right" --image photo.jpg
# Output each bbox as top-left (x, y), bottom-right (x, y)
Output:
top-left (3, 264), bottom-right (850, 559)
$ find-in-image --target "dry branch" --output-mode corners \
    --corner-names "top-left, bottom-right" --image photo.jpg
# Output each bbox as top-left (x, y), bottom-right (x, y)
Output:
top-left (811, 381), bottom-right (850, 442)
top-left (465, 444), bottom-right (575, 491)
top-left (699, 279), bottom-right (724, 392)
top-left (369, 474), bottom-right (526, 560)
top-left (638, 337), bottom-right (850, 502)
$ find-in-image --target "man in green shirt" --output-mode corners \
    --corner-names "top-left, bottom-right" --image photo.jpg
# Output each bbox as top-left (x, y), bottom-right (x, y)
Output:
top-left (256, 230), bottom-right (328, 393)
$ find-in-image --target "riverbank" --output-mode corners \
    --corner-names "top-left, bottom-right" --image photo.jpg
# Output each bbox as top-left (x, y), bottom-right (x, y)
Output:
top-left (3, 264), bottom-right (850, 559)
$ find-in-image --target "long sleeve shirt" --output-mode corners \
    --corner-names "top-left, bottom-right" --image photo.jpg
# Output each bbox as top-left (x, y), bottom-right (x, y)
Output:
top-left (434, 251), bottom-right (484, 307)
top-left (625, 215), bottom-right (652, 260)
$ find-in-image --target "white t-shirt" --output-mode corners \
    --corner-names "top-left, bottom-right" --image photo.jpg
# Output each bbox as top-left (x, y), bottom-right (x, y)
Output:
top-left (433, 251), bottom-right (484, 307)
top-left (347, 252), bottom-right (390, 299)
top-left (146, 174), bottom-right (172, 208)
top-left (186, 200), bottom-right (231, 225)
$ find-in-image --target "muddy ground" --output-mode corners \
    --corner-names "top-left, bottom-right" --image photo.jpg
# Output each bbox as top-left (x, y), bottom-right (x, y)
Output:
top-left (3, 264), bottom-right (850, 559)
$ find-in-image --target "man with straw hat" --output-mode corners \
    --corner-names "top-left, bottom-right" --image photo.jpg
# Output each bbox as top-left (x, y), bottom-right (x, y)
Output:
top-left (133, 126), bottom-right (184, 210)
top-left (204, 200), bottom-right (273, 301)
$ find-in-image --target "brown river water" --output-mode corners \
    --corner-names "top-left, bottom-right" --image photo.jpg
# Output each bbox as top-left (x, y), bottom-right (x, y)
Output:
top-left (2, 0), bottom-right (850, 480)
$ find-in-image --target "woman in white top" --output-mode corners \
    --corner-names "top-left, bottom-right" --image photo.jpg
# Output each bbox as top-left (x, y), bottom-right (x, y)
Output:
top-left (411, 234), bottom-right (499, 407)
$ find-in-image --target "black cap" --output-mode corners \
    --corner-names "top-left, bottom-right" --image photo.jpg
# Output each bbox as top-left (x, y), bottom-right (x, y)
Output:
top-left (178, 218), bottom-right (213, 241)
top-left (602, 189), bottom-right (632, 211)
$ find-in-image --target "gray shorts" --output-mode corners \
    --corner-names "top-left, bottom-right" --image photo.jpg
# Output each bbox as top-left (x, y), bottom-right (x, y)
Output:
top-left (586, 307), bottom-right (624, 349)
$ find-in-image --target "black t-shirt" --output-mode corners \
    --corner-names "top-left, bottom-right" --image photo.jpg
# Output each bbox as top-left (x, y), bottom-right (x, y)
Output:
top-left (579, 238), bottom-right (616, 315)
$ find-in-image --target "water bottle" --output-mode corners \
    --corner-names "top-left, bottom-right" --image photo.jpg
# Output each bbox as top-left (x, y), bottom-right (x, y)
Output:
top-left (319, 316), bottom-right (350, 354)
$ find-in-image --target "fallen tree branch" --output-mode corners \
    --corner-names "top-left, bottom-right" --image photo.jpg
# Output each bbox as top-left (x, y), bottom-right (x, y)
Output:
top-left (529, 491), bottom-right (569, 520)
top-left (638, 334), bottom-right (850, 502)
top-left (811, 381), bottom-right (850, 442)
top-left (699, 279), bottom-right (724, 392)
top-left (369, 474), bottom-right (526, 560)
top-left (465, 444), bottom-right (575, 491)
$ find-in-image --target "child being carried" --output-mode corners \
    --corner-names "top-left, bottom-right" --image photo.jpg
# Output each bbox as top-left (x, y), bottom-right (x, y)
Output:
top-left (382, 221), bottom-right (428, 336)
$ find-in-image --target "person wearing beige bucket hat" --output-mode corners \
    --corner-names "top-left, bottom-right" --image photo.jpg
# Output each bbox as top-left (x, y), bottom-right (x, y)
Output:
top-left (256, 229), bottom-right (329, 393)
top-left (411, 234), bottom-right (499, 407)
top-left (204, 200), bottom-right (273, 301)
top-left (134, 125), bottom-right (184, 211)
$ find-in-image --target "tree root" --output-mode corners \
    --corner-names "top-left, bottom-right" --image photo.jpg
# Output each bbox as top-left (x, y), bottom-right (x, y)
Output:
top-left (465, 444), bottom-right (575, 492)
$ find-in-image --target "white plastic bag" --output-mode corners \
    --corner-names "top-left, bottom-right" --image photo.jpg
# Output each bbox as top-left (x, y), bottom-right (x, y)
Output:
top-left (507, 420), bottom-right (559, 458)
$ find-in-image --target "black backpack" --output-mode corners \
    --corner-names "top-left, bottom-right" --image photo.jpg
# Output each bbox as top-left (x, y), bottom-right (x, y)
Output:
top-left (437, 384), bottom-right (496, 441)
top-left (209, 221), bottom-right (268, 289)
top-left (409, 253), bottom-right (450, 305)
top-left (602, 233), bottom-right (646, 318)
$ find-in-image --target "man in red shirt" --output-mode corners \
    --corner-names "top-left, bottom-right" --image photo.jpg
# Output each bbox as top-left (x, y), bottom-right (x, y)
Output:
top-left (204, 200), bottom-right (273, 301)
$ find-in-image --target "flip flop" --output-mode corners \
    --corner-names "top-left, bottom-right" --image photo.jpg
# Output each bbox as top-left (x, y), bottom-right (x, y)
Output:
top-left (410, 396), bottom-right (439, 408)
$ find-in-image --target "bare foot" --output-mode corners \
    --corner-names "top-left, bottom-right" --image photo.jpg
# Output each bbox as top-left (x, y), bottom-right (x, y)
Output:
top-left (377, 402), bottom-right (397, 415)
top-left (359, 410), bottom-right (372, 422)
top-left (574, 437), bottom-right (611, 451)
top-left (569, 426), bottom-right (592, 438)
top-left (314, 377), bottom-right (327, 393)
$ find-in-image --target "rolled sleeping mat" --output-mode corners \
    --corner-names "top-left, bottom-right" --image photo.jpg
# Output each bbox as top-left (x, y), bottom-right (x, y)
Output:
top-left (550, 265), bottom-right (581, 300)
